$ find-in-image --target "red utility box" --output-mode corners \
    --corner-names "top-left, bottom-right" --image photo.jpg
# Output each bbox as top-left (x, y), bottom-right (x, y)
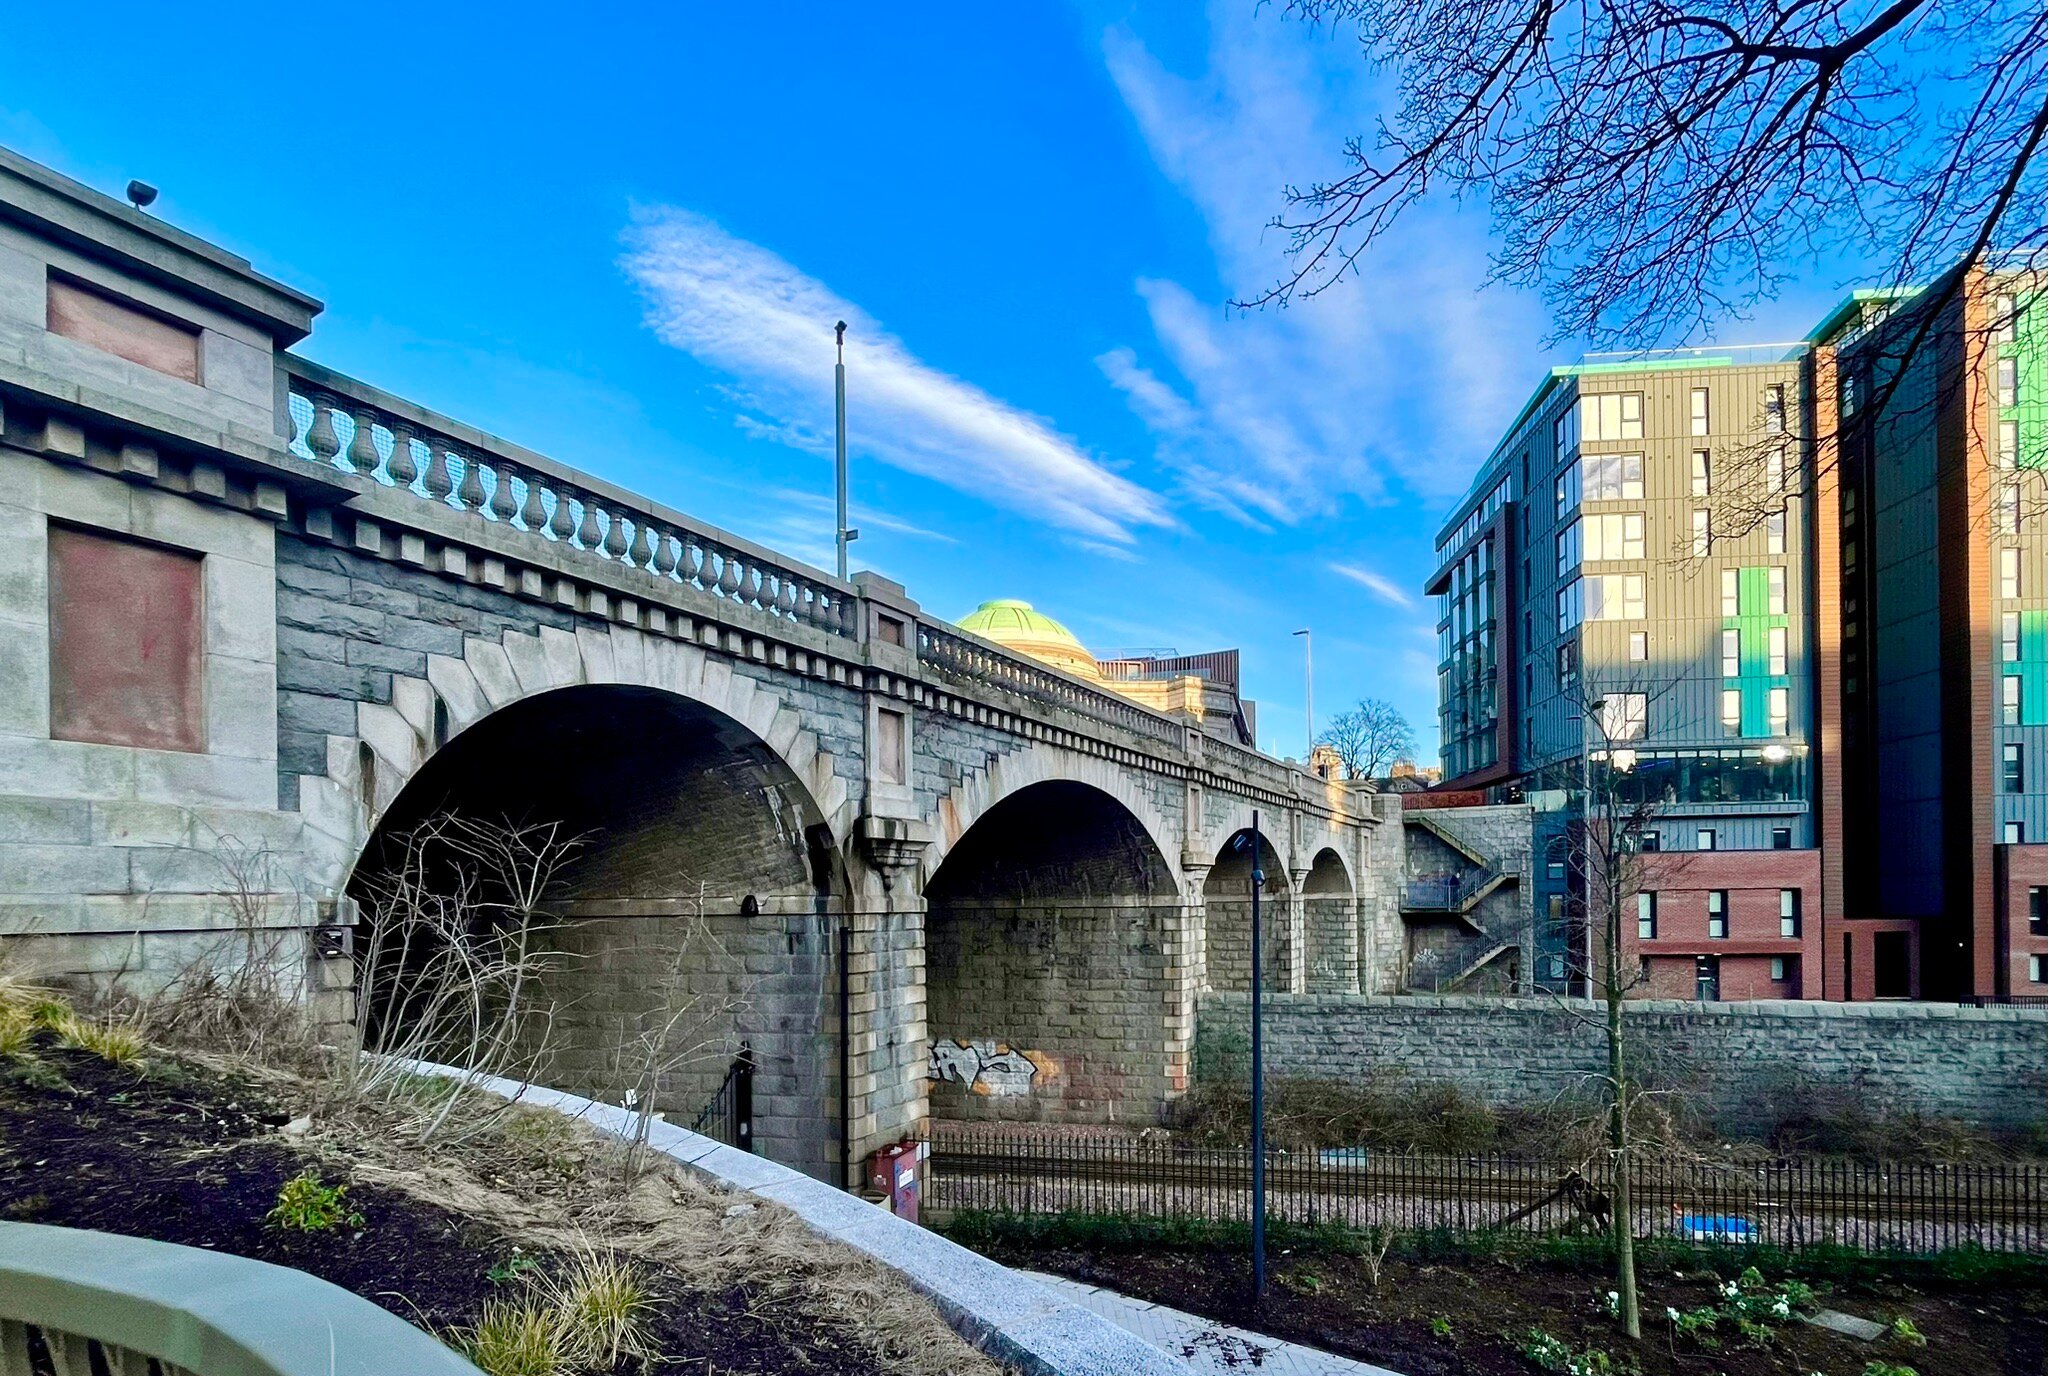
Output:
top-left (866, 1141), bottom-right (926, 1223)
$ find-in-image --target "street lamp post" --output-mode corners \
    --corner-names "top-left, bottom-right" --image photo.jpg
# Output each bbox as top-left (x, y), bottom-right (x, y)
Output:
top-left (1247, 808), bottom-right (1267, 1300)
top-left (1293, 628), bottom-right (1313, 763)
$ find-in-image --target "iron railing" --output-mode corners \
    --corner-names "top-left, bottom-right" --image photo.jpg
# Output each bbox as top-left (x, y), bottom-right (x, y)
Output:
top-left (1402, 870), bottom-right (1500, 911)
top-left (690, 1043), bottom-right (755, 1152)
top-left (926, 1128), bottom-right (2048, 1255)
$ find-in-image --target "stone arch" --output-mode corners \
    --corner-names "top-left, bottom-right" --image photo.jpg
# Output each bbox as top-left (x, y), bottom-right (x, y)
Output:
top-left (923, 776), bottom-right (1184, 1126)
top-left (926, 739), bottom-right (1183, 895)
top-left (1301, 846), bottom-right (1359, 994)
top-left (329, 625), bottom-right (859, 1183)
top-left (1202, 826), bottom-right (1291, 992)
top-left (296, 622), bottom-right (859, 896)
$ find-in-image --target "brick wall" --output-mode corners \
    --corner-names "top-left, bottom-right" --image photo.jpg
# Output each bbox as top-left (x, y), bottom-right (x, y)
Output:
top-left (1200, 992), bottom-right (2048, 1133)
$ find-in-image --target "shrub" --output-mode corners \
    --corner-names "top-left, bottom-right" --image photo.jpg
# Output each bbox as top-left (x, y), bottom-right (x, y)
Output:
top-left (1520, 1328), bottom-right (1621, 1375)
top-left (0, 1007), bottom-right (32, 1057)
top-left (528, 1249), bottom-right (659, 1369)
top-left (456, 1299), bottom-right (571, 1376)
top-left (265, 1171), bottom-right (365, 1233)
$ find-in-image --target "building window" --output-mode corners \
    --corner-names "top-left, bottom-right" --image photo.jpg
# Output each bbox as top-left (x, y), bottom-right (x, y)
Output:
top-left (1765, 383), bottom-right (1786, 435)
top-left (1997, 293), bottom-right (2020, 345)
top-left (1842, 369), bottom-right (1860, 416)
top-left (2005, 673), bottom-right (2022, 725)
top-left (1695, 955), bottom-right (1721, 1001)
top-left (1766, 444), bottom-right (1787, 494)
top-left (1690, 388), bottom-right (1711, 436)
top-left (2007, 821), bottom-right (2027, 844)
top-left (1768, 687), bottom-right (1789, 736)
top-left (2029, 886), bottom-right (2045, 935)
top-left (1691, 450), bottom-right (1711, 497)
top-left (1556, 461), bottom-right (1581, 516)
top-left (2033, 954), bottom-right (2046, 984)
top-left (1721, 568), bottom-right (1740, 616)
top-left (1767, 567), bottom-right (1787, 615)
top-left (1628, 630), bottom-right (1649, 661)
top-left (1555, 406), bottom-right (1580, 457)
top-left (1637, 892), bottom-right (1657, 940)
top-left (1584, 512), bottom-right (1645, 561)
top-left (1556, 638), bottom-right (1579, 686)
top-left (1557, 577), bottom-right (1584, 632)
top-left (1999, 357), bottom-right (2019, 408)
top-left (2001, 547), bottom-right (2021, 600)
top-left (1766, 508), bottom-right (1787, 554)
top-left (1582, 453), bottom-right (1645, 501)
top-left (2001, 483), bottom-right (2022, 535)
top-left (1720, 628), bottom-right (1741, 678)
top-left (2005, 611), bottom-right (2022, 662)
top-left (1770, 956), bottom-right (1789, 982)
top-left (1641, 830), bottom-right (1661, 852)
top-left (1556, 518), bottom-right (1582, 575)
top-left (1780, 888), bottom-right (1801, 937)
top-left (1691, 508), bottom-right (1712, 557)
top-left (1708, 890), bottom-right (1728, 938)
top-left (47, 525), bottom-right (206, 753)
top-left (1584, 573), bottom-right (1645, 621)
top-left (1721, 688), bottom-right (1742, 736)
top-left (1581, 392), bottom-right (1644, 441)
top-left (2002, 420), bottom-right (2020, 469)
top-left (1698, 828), bottom-right (1718, 852)
top-left (1768, 625), bottom-right (1788, 675)
top-left (1772, 826), bottom-right (1792, 850)
top-left (1600, 693), bottom-right (1647, 741)
top-left (2005, 742), bottom-right (2025, 793)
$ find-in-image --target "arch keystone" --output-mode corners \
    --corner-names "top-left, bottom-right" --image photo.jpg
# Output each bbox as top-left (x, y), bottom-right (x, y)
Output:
top-left (536, 626), bottom-right (584, 689)
top-left (574, 625), bottom-right (618, 682)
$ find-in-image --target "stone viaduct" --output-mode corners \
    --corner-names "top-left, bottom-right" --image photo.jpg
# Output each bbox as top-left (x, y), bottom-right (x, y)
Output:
top-left (0, 146), bottom-right (1402, 1182)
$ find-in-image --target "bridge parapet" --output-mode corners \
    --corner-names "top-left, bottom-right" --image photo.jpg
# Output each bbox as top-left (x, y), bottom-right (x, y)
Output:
top-left (284, 357), bottom-right (861, 640)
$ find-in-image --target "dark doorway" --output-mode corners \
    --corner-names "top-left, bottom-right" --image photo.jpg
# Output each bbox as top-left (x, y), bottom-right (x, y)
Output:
top-left (1873, 931), bottom-right (1912, 999)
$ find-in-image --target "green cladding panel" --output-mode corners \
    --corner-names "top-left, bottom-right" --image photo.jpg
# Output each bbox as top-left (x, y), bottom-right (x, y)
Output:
top-left (1725, 567), bottom-right (1790, 736)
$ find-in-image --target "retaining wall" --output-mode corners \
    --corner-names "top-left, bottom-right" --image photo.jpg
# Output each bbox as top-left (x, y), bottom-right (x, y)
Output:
top-left (1199, 992), bottom-right (2048, 1134)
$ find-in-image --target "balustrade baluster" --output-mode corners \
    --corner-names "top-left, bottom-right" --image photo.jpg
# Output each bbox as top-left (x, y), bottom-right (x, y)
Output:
top-left (603, 511), bottom-right (630, 561)
top-left (648, 530), bottom-right (679, 580)
top-left (629, 520), bottom-right (654, 571)
top-left (305, 395), bottom-right (342, 469)
top-left (454, 446), bottom-right (486, 512)
top-left (719, 551), bottom-right (745, 600)
top-left (421, 441), bottom-right (455, 503)
top-left (386, 422), bottom-right (419, 491)
top-left (680, 538), bottom-right (705, 588)
top-left (489, 462), bottom-right (521, 523)
top-left (349, 410), bottom-right (384, 482)
top-left (576, 497), bottom-right (602, 551)
top-left (519, 470), bottom-right (548, 531)
top-left (547, 484), bottom-right (577, 542)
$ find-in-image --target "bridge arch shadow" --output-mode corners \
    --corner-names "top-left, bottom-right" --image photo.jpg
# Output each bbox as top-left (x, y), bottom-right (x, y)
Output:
top-left (923, 778), bottom-right (1187, 1126)
top-left (346, 682), bottom-right (847, 1181)
top-left (1202, 827), bottom-right (1291, 992)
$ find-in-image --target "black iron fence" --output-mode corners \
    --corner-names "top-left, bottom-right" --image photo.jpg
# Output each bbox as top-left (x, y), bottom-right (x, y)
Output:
top-left (928, 1127), bottom-right (2048, 1255)
top-left (690, 1043), bottom-right (755, 1152)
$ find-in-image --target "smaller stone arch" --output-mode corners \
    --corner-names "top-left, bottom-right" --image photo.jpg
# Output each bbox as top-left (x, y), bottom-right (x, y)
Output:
top-left (1202, 826), bottom-right (1291, 992)
top-left (1301, 846), bottom-right (1360, 993)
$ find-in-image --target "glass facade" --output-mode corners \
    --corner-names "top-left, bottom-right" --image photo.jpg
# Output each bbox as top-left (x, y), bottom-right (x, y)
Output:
top-left (1437, 525), bottom-right (1501, 779)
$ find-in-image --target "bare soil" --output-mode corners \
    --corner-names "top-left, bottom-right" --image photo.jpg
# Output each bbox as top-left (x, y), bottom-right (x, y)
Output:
top-left (964, 1230), bottom-right (2048, 1375)
top-left (0, 1030), bottom-right (1000, 1376)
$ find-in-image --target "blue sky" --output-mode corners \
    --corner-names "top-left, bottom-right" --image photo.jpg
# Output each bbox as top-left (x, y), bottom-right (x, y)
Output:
top-left (2, 1), bottom-right (1862, 760)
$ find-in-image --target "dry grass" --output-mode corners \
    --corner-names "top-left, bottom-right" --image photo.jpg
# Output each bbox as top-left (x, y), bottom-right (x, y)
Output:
top-left (525, 1245), bottom-right (660, 1369)
top-left (53, 1013), bottom-right (149, 1067)
top-left (0, 1006), bottom-right (31, 1057)
top-left (455, 1297), bottom-right (573, 1376)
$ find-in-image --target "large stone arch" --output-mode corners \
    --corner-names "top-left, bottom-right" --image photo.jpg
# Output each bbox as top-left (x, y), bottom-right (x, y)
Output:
top-left (294, 622), bottom-right (860, 897)
top-left (1202, 826), bottom-right (1293, 992)
top-left (925, 739), bottom-right (1184, 896)
top-left (331, 626), bottom-right (858, 1182)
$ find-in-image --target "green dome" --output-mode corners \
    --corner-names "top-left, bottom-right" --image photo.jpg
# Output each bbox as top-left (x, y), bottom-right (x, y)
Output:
top-left (958, 599), bottom-right (1082, 645)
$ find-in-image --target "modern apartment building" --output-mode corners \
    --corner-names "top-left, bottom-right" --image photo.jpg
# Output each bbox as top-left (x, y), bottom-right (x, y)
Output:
top-left (1430, 261), bottom-right (2045, 1002)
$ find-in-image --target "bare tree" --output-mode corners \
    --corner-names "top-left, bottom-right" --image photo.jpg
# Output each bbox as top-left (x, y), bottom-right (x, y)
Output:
top-left (1257, 0), bottom-right (2045, 345)
top-left (1319, 698), bottom-right (1417, 779)
top-left (1523, 676), bottom-right (1698, 1340)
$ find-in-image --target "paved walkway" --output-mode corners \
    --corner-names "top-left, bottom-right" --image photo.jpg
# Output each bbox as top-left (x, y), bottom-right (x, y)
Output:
top-left (1023, 1271), bottom-right (1404, 1376)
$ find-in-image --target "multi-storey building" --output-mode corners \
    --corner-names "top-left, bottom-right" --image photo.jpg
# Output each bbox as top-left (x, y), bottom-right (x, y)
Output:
top-left (1431, 262), bottom-right (2044, 1003)
top-left (1430, 347), bottom-right (1823, 996)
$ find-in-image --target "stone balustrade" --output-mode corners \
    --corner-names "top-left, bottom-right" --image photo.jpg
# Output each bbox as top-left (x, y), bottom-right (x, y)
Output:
top-left (915, 621), bottom-right (1186, 748)
top-left (285, 359), bottom-right (860, 639)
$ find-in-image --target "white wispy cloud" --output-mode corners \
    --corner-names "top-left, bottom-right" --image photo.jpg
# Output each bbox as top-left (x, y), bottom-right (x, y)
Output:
top-left (1098, 4), bottom-right (1547, 520)
top-left (622, 208), bottom-right (1172, 546)
top-left (1329, 562), bottom-right (1415, 609)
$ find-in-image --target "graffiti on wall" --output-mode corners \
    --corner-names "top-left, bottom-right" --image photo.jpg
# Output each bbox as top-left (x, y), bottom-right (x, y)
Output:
top-left (929, 1038), bottom-right (1061, 1096)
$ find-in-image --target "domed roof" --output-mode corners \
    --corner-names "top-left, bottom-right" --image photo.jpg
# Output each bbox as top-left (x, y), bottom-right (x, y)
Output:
top-left (957, 599), bottom-right (1100, 681)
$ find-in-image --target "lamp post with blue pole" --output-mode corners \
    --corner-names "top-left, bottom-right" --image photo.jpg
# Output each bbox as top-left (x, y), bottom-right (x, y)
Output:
top-left (1244, 810), bottom-right (1267, 1299)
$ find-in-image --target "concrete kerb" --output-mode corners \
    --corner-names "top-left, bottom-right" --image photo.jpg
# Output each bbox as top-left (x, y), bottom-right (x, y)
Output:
top-left (398, 1060), bottom-right (1193, 1376)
